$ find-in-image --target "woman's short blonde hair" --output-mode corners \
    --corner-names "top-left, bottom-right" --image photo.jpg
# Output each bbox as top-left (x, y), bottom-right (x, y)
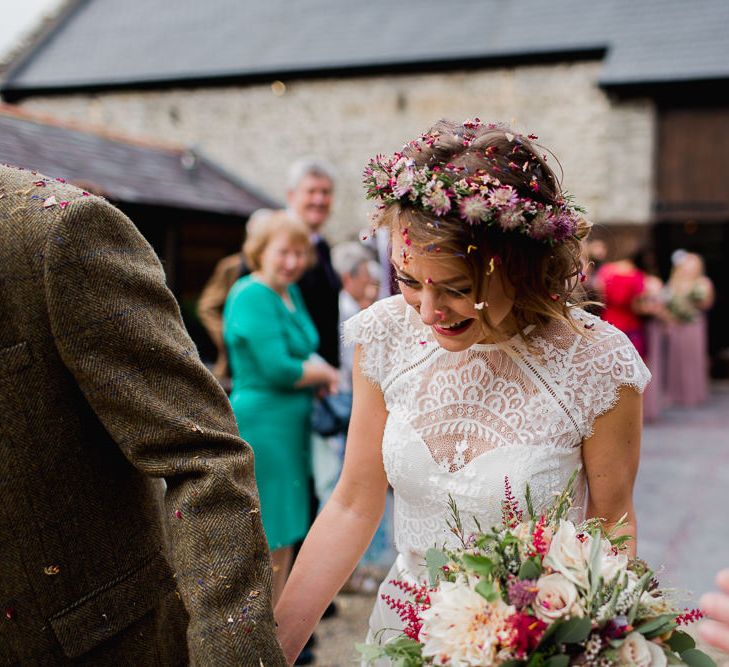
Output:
top-left (243, 210), bottom-right (313, 271)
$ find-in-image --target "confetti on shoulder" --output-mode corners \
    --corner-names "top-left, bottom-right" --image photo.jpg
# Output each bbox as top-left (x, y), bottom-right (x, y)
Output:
top-left (474, 302), bottom-right (486, 310)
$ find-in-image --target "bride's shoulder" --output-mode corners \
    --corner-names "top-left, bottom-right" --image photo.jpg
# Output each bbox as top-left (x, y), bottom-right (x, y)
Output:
top-left (342, 294), bottom-right (411, 345)
top-left (538, 308), bottom-right (651, 391)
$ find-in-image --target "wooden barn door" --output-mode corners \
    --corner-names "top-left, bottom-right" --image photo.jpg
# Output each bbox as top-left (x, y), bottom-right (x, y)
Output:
top-left (654, 106), bottom-right (729, 376)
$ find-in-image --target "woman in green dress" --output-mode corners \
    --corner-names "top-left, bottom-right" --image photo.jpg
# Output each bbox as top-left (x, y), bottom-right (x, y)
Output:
top-left (224, 211), bottom-right (339, 602)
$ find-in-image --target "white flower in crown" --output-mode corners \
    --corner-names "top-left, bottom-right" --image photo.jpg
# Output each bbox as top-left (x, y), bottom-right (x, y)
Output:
top-left (423, 181), bottom-right (452, 216)
top-left (488, 185), bottom-right (518, 208)
top-left (393, 167), bottom-right (416, 198)
top-left (419, 579), bottom-right (514, 667)
top-left (373, 168), bottom-right (391, 189)
top-left (528, 210), bottom-right (555, 241)
top-left (498, 208), bottom-right (527, 231)
top-left (459, 195), bottom-right (490, 225)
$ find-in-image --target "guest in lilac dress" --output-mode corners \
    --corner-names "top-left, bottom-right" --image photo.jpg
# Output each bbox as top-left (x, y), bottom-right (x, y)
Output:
top-left (665, 251), bottom-right (714, 407)
top-left (638, 274), bottom-right (673, 422)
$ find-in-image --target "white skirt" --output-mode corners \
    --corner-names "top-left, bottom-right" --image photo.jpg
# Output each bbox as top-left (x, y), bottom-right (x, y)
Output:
top-left (363, 552), bottom-right (428, 666)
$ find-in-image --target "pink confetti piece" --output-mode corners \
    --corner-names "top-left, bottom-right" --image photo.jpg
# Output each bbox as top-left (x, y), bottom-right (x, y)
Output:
top-left (474, 302), bottom-right (487, 310)
top-left (59, 201), bottom-right (70, 210)
top-left (43, 196), bottom-right (58, 208)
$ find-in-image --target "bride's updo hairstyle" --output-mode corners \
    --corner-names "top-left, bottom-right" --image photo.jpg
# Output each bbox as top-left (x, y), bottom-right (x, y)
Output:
top-left (363, 119), bottom-right (592, 339)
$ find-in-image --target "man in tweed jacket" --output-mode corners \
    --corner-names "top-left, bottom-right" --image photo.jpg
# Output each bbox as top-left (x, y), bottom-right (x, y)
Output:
top-left (0, 164), bottom-right (286, 665)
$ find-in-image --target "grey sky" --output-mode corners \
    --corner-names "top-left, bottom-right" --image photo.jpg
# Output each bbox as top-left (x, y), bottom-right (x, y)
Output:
top-left (0, 0), bottom-right (64, 61)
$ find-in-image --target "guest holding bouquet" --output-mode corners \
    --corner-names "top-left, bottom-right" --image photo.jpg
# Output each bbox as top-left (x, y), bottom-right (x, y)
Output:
top-left (665, 251), bottom-right (714, 407)
top-left (223, 211), bottom-right (338, 603)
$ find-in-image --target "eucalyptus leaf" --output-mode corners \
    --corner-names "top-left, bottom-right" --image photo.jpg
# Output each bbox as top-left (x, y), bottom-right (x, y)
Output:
top-left (499, 660), bottom-right (525, 667)
top-left (356, 643), bottom-right (387, 661)
top-left (588, 530), bottom-right (603, 600)
top-left (680, 649), bottom-right (717, 667)
top-left (635, 614), bottom-right (677, 636)
top-left (463, 553), bottom-right (495, 578)
top-left (666, 631), bottom-right (695, 653)
top-left (425, 548), bottom-right (449, 586)
top-left (553, 616), bottom-right (592, 644)
top-left (519, 558), bottom-right (542, 580)
top-left (475, 579), bottom-right (499, 602)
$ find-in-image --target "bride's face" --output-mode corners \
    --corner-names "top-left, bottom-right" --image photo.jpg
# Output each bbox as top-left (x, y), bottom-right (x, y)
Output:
top-left (390, 230), bottom-right (514, 352)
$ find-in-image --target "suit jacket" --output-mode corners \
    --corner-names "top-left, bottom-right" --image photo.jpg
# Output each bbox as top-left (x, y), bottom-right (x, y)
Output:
top-left (297, 238), bottom-right (341, 367)
top-left (0, 166), bottom-right (285, 666)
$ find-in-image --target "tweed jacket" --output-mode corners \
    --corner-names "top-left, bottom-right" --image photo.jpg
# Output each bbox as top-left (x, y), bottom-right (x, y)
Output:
top-left (0, 165), bottom-right (286, 666)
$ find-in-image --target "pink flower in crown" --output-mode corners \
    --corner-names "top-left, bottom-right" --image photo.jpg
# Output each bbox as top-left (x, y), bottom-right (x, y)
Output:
top-left (551, 211), bottom-right (578, 242)
top-left (488, 184), bottom-right (518, 208)
top-left (528, 211), bottom-right (555, 240)
top-left (498, 208), bottom-right (526, 231)
top-left (459, 195), bottom-right (490, 225)
top-left (423, 181), bottom-right (451, 216)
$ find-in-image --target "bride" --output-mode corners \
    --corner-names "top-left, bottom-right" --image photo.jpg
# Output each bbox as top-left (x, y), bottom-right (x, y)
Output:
top-left (275, 119), bottom-right (650, 663)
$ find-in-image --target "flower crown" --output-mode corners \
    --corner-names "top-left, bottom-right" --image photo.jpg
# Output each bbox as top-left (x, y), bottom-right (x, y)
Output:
top-left (363, 122), bottom-right (585, 245)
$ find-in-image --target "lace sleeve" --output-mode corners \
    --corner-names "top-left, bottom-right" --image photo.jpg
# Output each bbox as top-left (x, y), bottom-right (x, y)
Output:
top-left (341, 295), bottom-right (406, 387)
top-left (570, 312), bottom-right (651, 438)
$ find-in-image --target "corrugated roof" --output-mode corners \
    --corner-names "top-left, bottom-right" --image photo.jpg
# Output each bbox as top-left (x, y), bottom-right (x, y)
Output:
top-left (0, 105), bottom-right (276, 215)
top-left (2, 0), bottom-right (727, 97)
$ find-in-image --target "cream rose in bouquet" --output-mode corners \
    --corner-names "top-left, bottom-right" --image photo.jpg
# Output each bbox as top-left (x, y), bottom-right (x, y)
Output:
top-left (358, 471), bottom-right (714, 667)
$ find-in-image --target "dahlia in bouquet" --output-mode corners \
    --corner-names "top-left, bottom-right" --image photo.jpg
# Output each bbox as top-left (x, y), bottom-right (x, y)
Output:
top-left (358, 472), bottom-right (714, 667)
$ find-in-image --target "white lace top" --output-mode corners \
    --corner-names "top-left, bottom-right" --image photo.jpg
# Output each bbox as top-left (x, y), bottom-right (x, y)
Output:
top-left (344, 295), bottom-right (650, 571)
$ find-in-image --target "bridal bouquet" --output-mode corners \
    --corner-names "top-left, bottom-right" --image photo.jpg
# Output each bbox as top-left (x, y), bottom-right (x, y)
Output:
top-left (358, 472), bottom-right (714, 667)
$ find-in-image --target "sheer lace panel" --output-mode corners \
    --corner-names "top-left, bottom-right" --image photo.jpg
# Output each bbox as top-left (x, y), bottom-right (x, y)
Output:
top-left (344, 296), bottom-right (650, 474)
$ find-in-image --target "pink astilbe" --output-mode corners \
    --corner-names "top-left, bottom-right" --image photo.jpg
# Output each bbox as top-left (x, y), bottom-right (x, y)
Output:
top-left (529, 515), bottom-right (549, 558)
top-left (381, 580), bottom-right (434, 640)
top-left (676, 608), bottom-right (705, 626)
top-left (502, 476), bottom-right (524, 528)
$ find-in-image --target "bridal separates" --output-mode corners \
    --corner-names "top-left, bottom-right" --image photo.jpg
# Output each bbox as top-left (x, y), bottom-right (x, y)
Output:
top-left (343, 295), bottom-right (650, 648)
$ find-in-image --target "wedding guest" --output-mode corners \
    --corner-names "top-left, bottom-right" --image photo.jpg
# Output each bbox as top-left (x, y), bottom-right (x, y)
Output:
top-left (223, 211), bottom-right (338, 605)
top-left (594, 249), bottom-right (648, 357)
top-left (276, 120), bottom-right (649, 663)
top-left (0, 165), bottom-right (285, 665)
top-left (332, 241), bottom-right (379, 392)
top-left (637, 267), bottom-right (673, 422)
top-left (287, 158), bottom-right (341, 368)
top-left (197, 208), bottom-right (272, 381)
top-left (665, 251), bottom-right (715, 407)
top-left (699, 569), bottom-right (729, 653)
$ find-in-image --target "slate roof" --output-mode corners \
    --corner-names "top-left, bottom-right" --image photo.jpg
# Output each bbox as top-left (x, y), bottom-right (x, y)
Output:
top-left (1, 0), bottom-right (728, 98)
top-left (0, 105), bottom-right (276, 215)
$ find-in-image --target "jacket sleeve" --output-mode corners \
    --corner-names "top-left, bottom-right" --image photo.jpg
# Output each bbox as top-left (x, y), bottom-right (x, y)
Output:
top-left (225, 284), bottom-right (306, 389)
top-left (42, 196), bottom-right (286, 666)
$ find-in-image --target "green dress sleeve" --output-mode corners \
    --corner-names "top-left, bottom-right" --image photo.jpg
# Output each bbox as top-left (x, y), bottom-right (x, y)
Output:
top-left (225, 282), bottom-right (306, 388)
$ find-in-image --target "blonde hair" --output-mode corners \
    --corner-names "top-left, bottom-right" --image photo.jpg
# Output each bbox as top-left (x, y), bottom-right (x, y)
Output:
top-left (243, 210), bottom-right (313, 271)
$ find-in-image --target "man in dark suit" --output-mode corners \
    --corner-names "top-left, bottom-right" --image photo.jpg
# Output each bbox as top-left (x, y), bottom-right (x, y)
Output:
top-left (0, 164), bottom-right (285, 665)
top-left (286, 159), bottom-right (341, 368)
